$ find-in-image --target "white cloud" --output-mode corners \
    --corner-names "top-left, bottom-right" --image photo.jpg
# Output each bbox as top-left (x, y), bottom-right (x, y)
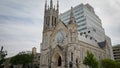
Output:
top-left (0, 19), bottom-right (42, 57)
top-left (0, 0), bottom-right (120, 57)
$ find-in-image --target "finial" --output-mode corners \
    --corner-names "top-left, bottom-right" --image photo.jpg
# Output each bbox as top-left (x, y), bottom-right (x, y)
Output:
top-left (45, 0), bottom-right (47, 10)
top-left (48, 5), bottom-right (49, 10)
top-left (70, 6), bottom-right (75, 23)
top-left (57, 0), bottom-right (59, 14)
top-left (45, 0), bottom-right (47, 5)
top-left (54, 5), bottom-right (55, 10)
top-left (50, 0), bottom-right (53, 9)
top-left (57, 0), bottom-right (59, 8)
top-left (70, 7), bottom-right (74, 18)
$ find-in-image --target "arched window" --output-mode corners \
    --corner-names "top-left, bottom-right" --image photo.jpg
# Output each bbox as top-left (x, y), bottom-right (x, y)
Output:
top-left (58, 56), bottom-right (62, 66)
top-left (70, 30), bottom-right (72, 42)
top-left (55, 18), bottom-right (56, 26)
top-left (76, 58), bottom-right (79, 68)
top-left (71, 52), bottom-right (73, 61)
top-left (52, 16), bottom-right (54, 26)
top-left (76, 58), bottom-right (78, 63)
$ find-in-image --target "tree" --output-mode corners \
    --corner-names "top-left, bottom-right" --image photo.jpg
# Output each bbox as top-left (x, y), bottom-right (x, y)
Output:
top-left (101, 59), bottom-right (120, 68)
top-left (115, 61), bottom-right (120, 68)
top-left (10, 51), bottom-right (34, 68)
top-left (0, 46), bottom-right (7, 67)
top-left (0, 58), bottom-right (6, 68)
top-left (83, 51), bottom-right (99, 68)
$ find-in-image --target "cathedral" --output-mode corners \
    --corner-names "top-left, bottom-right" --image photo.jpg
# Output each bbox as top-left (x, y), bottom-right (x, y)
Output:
top-left (40, 0), bottom-right (113, 68)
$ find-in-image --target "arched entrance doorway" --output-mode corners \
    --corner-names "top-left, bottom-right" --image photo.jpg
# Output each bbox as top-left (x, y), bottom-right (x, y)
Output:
top-left (58, 56), bottom-right (62, 66)
top-left (52, 53), bottom-right (62, 68)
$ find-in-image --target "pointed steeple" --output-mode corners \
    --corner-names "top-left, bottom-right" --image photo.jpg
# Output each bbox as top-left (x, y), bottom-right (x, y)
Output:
top-left (50, 0), bottom-right (53, 9)
top-left (45, 0), bottom-right (47, 11)
top-left (70, 7), bottom-right (74, 20)
top-left (48, 5), bottom-right (49, 10)
top-left (70, 7), bottom-right (75, 23)
top-left (43, 0), bottom-right (60, 31)
top-left (54, 5), bottom-right (55, 10)
top-left (57, 0), bottom-right (59, 13)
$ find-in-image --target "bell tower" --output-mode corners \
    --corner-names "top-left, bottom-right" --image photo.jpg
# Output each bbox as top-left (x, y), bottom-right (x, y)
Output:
top-left (40, 1), bottom-right (60, 68)
top-left (43, 0), bottom-right (59, 32)
top-left (41, 0), bottom-right (59, 52)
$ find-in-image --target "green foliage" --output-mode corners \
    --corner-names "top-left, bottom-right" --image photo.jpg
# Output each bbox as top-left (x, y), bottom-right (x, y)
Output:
top-left (115, 61), bottom-right (120, 68)
top-left (102, 59), bottom-right (120, 68)
top-left (10, 51), bottom-right (34, 65)
top-left (83, 51), bottom-right (99, 68)
top-left (0, 50), bottom-right (7, 68)
top-left (0, 58), bottom-right (5, 68)
top-left (0, 58), bottom-right (6, 65)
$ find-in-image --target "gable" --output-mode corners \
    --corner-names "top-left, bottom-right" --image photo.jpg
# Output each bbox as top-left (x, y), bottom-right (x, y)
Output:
top-left (55, 21), bottom-right (68, 30)
top-left (50, 21), bottom-right (69, 38)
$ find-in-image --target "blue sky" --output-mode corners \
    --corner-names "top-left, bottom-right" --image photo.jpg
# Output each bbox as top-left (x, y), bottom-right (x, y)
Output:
top-left (0, 0), bottom-right (120, 57)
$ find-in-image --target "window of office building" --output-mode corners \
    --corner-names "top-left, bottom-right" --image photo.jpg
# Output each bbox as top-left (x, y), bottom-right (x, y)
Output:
top-left (80, 32), bottom-right (83, 35)
top-left (76, 15), bottom-right (84, 20)
top-left (75, 11), bottom-right (84, 16)
top-left (78, 17), bottom-right (86, 22)
top-left (88, 31), bottom-right (90, 33)
top-left (85, 35), bottom-right (88, 38)
top-left (90, 37), bottom-right (92, 40)
top-left (77, 23), bottom-right (86, 27)
top-left (93, 28), bottom-right (96, 32)
top-left (74, 7), bottom-right (83, 13)
top-left (84, 32), bottom-right (86, 34)
top-left (78, 27), bottom-right (87, 32)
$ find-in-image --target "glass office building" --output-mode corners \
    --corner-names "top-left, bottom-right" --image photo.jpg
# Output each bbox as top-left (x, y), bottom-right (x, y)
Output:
top-left (60, 3), bottom-right (105, 42)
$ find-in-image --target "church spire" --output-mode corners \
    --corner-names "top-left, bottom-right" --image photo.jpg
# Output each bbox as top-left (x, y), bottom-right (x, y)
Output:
top-left (50, 0), bottom-right (53, 9)
top-left (57, 0), bottom-right (59, 13)
top-left (43, 0), bottom-right (59, 31)
top-left (70, 7), bottom-right (74, 20)
top-left (45, 0), bottom-right (47, 11)
top-left (70, 7), bottom-right (75, 23)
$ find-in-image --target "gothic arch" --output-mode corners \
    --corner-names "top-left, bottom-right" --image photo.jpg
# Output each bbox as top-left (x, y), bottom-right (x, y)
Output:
top-left (76, 57), bottom-right (79, 68)
top-left (52, 52), bottom-right (62, 67)
top-left (58, 56), bottom-right (62, 66)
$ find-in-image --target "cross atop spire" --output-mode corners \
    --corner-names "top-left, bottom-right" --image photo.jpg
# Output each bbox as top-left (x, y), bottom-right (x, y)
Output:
top-left (50, 0), bottom-right (53, 9)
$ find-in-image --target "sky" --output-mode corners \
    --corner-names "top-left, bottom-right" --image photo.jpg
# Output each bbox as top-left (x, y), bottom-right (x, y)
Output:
top-left (0, 0), bottom-right (120, 57)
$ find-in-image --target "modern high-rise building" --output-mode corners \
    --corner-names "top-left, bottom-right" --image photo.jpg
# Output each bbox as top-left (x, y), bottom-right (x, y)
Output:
top-left (113, 44), bottom-right (120, 62)
top-left (60, 4), bottom-right (105, 42)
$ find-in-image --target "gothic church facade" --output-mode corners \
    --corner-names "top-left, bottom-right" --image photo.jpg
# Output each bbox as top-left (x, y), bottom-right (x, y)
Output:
top-left (40, 0), bottom-right (113, 68)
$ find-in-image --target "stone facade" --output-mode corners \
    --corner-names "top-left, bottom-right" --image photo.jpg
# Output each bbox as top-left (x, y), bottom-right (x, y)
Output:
top-left (40, 0), bottom-right (113, 68)
top-left (32, 47), bottom-right (40, 68)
